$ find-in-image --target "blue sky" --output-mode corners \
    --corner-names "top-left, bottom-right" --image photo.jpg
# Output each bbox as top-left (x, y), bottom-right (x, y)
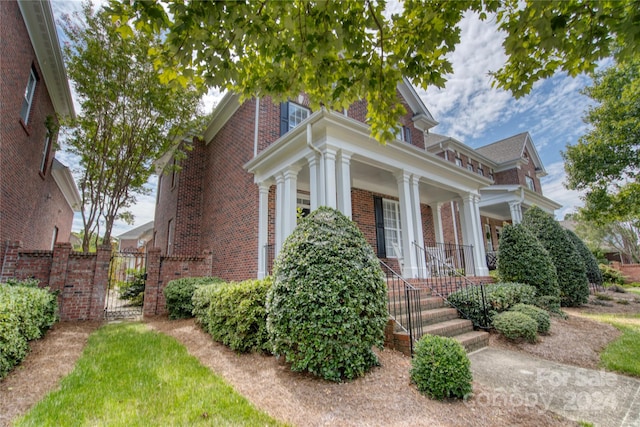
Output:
top-left (52, 1), bottom-right (592, 236)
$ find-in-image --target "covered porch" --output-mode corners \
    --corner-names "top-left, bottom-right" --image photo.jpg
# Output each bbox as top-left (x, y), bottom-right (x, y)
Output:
top-left (245, 108), bottom-right (491, 280)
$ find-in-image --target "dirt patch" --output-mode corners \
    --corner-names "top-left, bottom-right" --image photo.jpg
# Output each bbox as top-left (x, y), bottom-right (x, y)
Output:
top-left (0, 321), bottom-right (101, 427)
top-left (148, 317), bottom-right (572, 427)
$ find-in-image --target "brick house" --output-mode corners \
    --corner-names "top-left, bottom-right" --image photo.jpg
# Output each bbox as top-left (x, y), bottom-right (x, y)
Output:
top-left (1, 0), bottom-right (80, 267)
top-left (116, 221), bottom-right (154, 252)
top-left (153, 79), bottom-right (559, 282)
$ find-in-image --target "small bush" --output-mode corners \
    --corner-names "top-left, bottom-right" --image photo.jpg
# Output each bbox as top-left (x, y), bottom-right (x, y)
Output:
top-left (164, 277), bottom-right (223, 319)
top-left (535, 295), bottom-right (563, 315)
top-left (0, 281), bottom-right (58, 379)
top-left (410, 335), bottom-right (473, 400)
top-left (201, 277), bottom-right (272, 353)
top-left (493, 311), bottom-right (538, 343)
top-left (192, 282), bottom-right (226, 330)
top-left (267, 207), bottom-right (388, 382)
top-left (119, 270), bottom-right (146, 306)
top-left (608, 285), bottom-right (627, 293)
top-left (509, 304), bottom-right (550, 334)
top-left (447, 282), bottom-right (537, 327)
top-left (600, 264), bottom-right (625, 286)
top-left (595, 293), bottom-right (614, 301)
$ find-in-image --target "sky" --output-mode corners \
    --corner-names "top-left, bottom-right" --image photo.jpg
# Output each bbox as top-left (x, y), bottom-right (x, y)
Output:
top-left (51, 1), bottom-right (594, 237)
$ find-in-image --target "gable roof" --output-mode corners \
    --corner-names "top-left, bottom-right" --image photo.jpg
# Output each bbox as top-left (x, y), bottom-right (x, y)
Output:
top-left (476, 132), bottom-right (547, 176)
top-left (116, 221), bottom-right (154, 240)
top-left (18, 0), bottom-right (75, 118)
top-left (51, 158), bottom-right (81, 211)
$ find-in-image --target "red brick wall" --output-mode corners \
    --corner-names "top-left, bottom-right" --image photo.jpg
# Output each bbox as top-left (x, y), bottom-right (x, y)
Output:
top-left (479, 216), bottom-right (509, 251)
top-left (521, 146), bottom-right (542, 193)
top-left (611, 262), bottom-right (640, 284)
top-left (0, 1), bottom-right (74, 265)
top-left (440, 202), bottom-right (462, 245)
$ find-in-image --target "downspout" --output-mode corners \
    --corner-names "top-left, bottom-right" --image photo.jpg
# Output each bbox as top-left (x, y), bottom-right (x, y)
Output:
top-left (253, 97), bottom-right (260, 157)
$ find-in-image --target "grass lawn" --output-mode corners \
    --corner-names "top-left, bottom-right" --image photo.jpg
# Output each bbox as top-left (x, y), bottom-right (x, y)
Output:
top-left (581, 313), bottom-right (640, 377)
top-left (624, 287), bottom-right (640, 296)
top-left (15, 322), bottom-right (284, 426)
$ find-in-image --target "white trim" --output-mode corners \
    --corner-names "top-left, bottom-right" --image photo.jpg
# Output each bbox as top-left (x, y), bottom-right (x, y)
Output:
top-left (50, 158), bottom-right (81, 211)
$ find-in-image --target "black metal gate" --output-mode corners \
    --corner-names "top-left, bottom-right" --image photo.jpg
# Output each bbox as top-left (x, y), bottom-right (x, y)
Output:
top-left (105, 250), bottom-right (146, 319)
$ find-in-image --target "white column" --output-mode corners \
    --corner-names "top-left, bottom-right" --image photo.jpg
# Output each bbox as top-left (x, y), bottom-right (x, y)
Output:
top-left (324, 148), bottom-right (337, 209)
top-left (509, 201), bottom-right (523, 224)
top-left (282, 167), bottom-right (300, 242)
top-left (410, 175), bottom-right (427, 277)
top-left (275, 174), bottom-right (284, 255)
top-left (307, 153), bottom-right (320, 211)
top-left (432, 202), bottom-right (445, 243)
top-left (336, 150), bottom-right (352, 218)
top-left (257, 182), bottom-right (270, 279)
top-left (459, 193), bottom-right (489, 276)
top-left (395, 171), bottom-right (418, 278)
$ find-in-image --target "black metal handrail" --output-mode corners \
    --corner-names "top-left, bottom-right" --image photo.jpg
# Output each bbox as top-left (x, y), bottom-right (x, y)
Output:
top-left (380, 260), bottom-right (423, 354)
top-left (415, 241), bottom-right (476, 277)
top-left (413, 241), bottom-right (490, 328)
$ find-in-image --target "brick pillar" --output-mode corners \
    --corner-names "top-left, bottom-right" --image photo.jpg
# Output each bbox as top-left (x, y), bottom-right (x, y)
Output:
top-left (50, 242), bottom-right (72, 319)
top-left (144, 248), bottom-right (162, 317)
top-left (0, 241), bottom-right (21, 281)
top-left (89, 245), bottom-right (111, 320)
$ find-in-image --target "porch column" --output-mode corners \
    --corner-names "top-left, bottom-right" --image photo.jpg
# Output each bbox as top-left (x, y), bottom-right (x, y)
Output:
top-left (282, 166), bottom-right (300, 241)
top-left (432, 202), bottom-right (445, 243)
top-left (459, 193), bottom-right (489, 276)
top-left (307, 153), bottom-right (320, 211)
top-left (275, 174), bottom-right (284, 255)
top-left (509, 201), bottom-right (523, 224)
top-left (410, 175), bottom-right (427, 277)
top-left (395, 171), bottom-right (418, 278)
top-left (257, 182), bottom-right (270, 279)
top-left (324, 148), bottom-right (337, 209)
top-left (336, 150), bottom-right (352, 219)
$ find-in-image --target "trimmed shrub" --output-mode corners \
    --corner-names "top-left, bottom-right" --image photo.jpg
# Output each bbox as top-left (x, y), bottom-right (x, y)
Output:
top-left (536, 295), bottom-right (564, 317)
top-left (600, 264), bottom-right (625, 286)
top-left (509, 304), bottom-right (550, 334)
top-left (192, 282), bottom-right (226, 330)
top-left (497, 224), bottom-right (559, 298)
top-left (522, 207), bottom-right (589, 307)
top-left (410, 335), bottom-right (473, 400)
top-left (447, 282), bottom-right (537, 327)
top-left (203, 277), bottom-right (273, 353)
top-left (119, 270), bottom-right (146, 306)
top-left (0, 281), bottom-right (58, 379)
top-left (164, 277), bottom-right (223, 320)
top-left (266, 207), bottom-right (388, 382)
top-left (565, 229), bottom-right (603, 288)
top-left (493, 311), bottom-right (538, 343)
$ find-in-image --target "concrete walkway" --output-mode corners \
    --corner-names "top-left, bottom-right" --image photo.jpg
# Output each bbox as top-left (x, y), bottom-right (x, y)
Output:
top-left (469, 348), bottom-right (640, 427)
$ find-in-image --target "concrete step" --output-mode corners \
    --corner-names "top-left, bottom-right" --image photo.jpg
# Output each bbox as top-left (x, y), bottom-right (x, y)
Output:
top-left (422, 318), bottom-right (474, 337)
top-left (453, 330), bottom-right (490, 353)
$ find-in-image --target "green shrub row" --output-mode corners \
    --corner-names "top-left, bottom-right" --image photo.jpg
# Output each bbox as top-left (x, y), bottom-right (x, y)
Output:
top-left (195, 277), bottom-right (273, 353)
top-left (0, 281), bottom-right (58, 379)
top-left (600, 264), bottom-right (626, 286)
top-left (164, 277), bottom-right (223, 319)
top-left (493, 311), bottom-right (538, 343)
top-left (509, 304), bottom-right (550, 334)
top-left (447, 282), bottom-right (537, 327)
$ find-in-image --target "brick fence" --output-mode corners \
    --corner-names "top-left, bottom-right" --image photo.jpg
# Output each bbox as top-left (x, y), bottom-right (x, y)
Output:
top-left (611, 262), bottom-right (640, 283)
top-left (0, 241), bottom-right (213, 320)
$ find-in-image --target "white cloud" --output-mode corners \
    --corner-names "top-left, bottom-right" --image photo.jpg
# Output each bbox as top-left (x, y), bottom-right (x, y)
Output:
top-left (540, 162), bottom-right (584, 220)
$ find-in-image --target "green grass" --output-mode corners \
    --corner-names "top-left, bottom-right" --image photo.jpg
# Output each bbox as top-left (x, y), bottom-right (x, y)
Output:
top-left (581, 313), bottom-right (640, 377)
top-left (624, 286), bottom-right (640, 296)
top-left (15, 322), bottom-right (284, 426)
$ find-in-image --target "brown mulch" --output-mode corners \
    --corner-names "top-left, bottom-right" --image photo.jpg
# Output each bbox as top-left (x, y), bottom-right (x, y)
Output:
top-left (0, 321), bottom-right (101, 427)
top-left (9, 290), bottom-right (638, 427)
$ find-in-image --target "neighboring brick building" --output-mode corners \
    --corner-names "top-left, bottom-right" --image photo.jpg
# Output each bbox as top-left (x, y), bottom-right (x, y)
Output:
top-left (0, 0), bottom-right (80, 268)
top-left (154, 80), bottom-right (559, 282)
top-left (116, 221), bottom-right (154, 252)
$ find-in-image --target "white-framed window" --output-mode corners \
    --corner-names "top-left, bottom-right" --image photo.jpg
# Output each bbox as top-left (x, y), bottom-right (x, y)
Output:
top-left (288, 103), bottom-right (310, 130)
top-left (40, 131), bottom-right (51, 174)
top-left (20, 68), bottom-right (37, 124)
top-left (525, 175), bottom-right (535, 191)
top-left (394, 125), bottom-right (412, 143)
top-left (455, 157), bottom-right (463, 167)
top-left (477, 167), bottom-right (484, 176)
top-left (467, 162), bottom-right (474, 172)
top-left (495, 226), bottom-right (502, 243)
top-left (383, 199), bottom-right (403, 258)
top-left (488, 170), bottom-right (495, 180)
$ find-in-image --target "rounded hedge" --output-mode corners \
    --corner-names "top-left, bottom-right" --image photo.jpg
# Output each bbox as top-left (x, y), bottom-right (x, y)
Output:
top-left (493, 311), bottom-right (538, 343)
top-left (164, 276), bottom-right (223, 319)
top-left (509, 303), bottom-right (550, 334)
top-left (522, 207), bottom-right (589, 307)
top-left (266, 207), bottom-right (388, 382)
top-left (497, 223), bottom-right (559, 298)
top-left (565, 229), bottom-right (604, 288)
top-left (410, 335), bottom-right (473, 400)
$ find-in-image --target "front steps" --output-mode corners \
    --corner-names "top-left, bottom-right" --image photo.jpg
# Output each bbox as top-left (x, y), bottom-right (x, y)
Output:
top-left (384, 287), bottom-right (489, 356)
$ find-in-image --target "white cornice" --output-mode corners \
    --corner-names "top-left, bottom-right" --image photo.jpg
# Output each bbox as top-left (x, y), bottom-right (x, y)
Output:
top-left (51, 158), bottom-right (81, 211)
top-left (427, 138), bottom-right (498, 168)
top-left (203, 92), bottom-right (240, 143)
top-left (18, 0), bottom-right (75, 118)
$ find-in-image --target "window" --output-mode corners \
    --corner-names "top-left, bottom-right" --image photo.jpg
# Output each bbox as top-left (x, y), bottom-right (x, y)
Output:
top-left (394, 126), bottom-right (412, 144)
top-left (297, 191), bottom-right (311, 218)
top-left (525, 176), bottom-right (535, 191)
top-left (477, 167), bottom-right (484, 176)
top-left (280, 101), bottom-right (310, 135)
top-left (455, 157), bottom-right (463, 167)
top-left (495, 226), bottom-right (502, 243)
top-left (488, 170), bottom-right (495, 180)
top-left (484, 224), bottom-right (493, 252)
top-left (382, 199), bottom-right (403, 258)
top-left (20, 68), bottom-right (37, 124)
top-left (167, 218), bottom-right (175, 255)
top-left (40, 132), bottom-right (51, 174)
top-left (467, 162), bottom-right (474, 172)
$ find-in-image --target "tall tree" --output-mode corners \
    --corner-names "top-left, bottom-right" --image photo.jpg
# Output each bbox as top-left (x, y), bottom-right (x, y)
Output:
top-left (563, 57), bottom-right (640, 224)
top-left (107, 0), bottom-right (640, 143)
top-left (62, 4), bottom-right (203, 251)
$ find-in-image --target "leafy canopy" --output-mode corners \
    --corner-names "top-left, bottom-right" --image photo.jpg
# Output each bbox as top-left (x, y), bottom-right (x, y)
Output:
top-left (62, 4), bottom-right (204, 250)
top-left (107, 0), bottom-right (640, 143)
top-left (564, 57), bottom-right (640, 224)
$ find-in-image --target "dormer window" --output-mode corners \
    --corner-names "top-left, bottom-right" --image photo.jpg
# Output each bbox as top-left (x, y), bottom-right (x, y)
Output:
top-left (526, 176), bottom-right (535, 191)
top-left (395, 126), bottom-right (412, 143)
top-left (466, 162), bottom-right (474, 172)
top-left (280, 101), bottom-right (310, 136)
top-left (477, 167), bottom-right (484, 176)
top-left (455, 157), bottom-right (463, 167)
